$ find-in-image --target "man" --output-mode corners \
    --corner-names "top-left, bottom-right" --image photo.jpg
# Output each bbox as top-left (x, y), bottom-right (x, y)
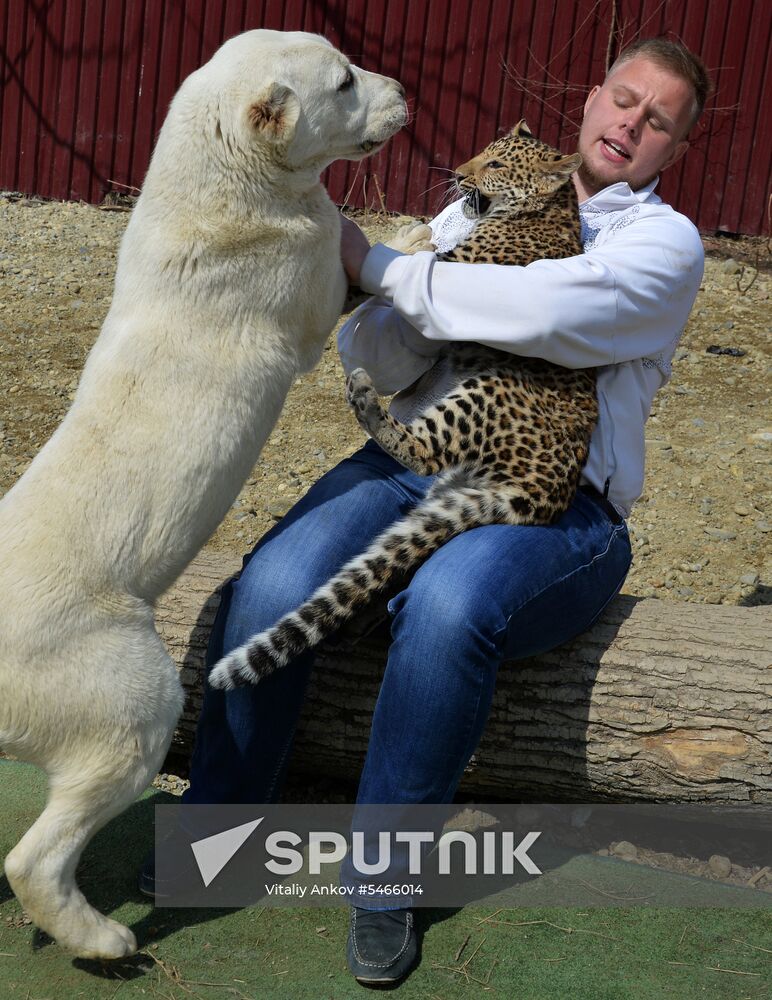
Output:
top-left (141, 37), bottom-right (711, 985)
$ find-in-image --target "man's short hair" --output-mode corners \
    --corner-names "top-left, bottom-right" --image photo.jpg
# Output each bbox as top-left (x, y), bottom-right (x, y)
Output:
top-left (609, 38), bottom-right (713, 134)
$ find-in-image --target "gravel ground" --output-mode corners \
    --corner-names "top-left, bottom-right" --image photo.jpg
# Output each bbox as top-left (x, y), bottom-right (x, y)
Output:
top-left (0, 193), bottom-right (770, 612)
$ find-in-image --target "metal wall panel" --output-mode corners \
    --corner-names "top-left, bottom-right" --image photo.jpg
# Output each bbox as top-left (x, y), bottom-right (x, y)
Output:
top-left (0, 0), bottom-right (769, 234)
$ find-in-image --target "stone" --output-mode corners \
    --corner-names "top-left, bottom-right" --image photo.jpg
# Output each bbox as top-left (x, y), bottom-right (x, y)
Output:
top-left (708, 854), bottom-right (732, 878)
top-left (612, 841), bottom-right (638, 860)
top-left (267, 500), bottom-right (293, 521)
top-left (703, 527), bottom-right (736, 540)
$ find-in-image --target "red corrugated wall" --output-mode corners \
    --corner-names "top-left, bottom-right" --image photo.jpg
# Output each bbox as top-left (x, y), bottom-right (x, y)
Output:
top-left (1, 0), bottom-right (769, 234)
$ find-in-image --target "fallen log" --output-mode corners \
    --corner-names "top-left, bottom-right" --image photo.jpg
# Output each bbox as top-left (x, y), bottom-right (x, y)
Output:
top-left (156, 552), bottom-right (772, 804)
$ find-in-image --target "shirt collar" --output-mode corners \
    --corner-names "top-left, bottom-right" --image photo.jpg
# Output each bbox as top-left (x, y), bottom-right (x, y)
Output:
top-left (579, 177), bottom-right (660, 212)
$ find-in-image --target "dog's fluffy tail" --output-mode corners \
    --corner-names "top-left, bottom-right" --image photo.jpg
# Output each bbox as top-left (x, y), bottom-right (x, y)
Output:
top-left (207, 471), bottom-right (510, 689)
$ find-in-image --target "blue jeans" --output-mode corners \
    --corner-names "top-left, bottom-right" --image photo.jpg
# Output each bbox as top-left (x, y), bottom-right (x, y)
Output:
top-left (183, 441), bottom-right (632, 810)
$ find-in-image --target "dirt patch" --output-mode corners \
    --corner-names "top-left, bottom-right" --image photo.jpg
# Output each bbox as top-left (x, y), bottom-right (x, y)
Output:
top-left (0, 194), bottom-right (770, 608)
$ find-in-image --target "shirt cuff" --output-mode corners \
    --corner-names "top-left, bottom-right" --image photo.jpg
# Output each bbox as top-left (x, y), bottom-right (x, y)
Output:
top-left (359, 243), bottom-right (411, 298)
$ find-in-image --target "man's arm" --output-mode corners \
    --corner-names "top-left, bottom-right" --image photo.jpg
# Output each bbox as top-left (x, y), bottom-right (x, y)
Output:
top-left (350, 210), bottom-right (703, 372)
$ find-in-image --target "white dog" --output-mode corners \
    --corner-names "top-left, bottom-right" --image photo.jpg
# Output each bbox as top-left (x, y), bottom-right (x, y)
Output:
top-left (0, 29), bottom-right (405, 959)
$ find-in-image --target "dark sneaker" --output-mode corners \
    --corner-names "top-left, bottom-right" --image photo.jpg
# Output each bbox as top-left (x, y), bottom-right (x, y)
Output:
top-left (346, 906), bottom-right (418, 984)
top-left (137, 849), bottom-right (156, 898)
top-left (137, 830), bottom-right (201, 900)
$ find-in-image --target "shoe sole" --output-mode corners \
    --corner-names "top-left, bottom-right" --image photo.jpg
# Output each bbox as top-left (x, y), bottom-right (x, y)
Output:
top-left (354, 973), bottom-right (404, 984)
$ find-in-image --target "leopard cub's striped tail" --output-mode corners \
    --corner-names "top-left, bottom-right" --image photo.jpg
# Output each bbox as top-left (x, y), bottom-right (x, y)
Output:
top-left (207, 472), bottom-right (496, 690)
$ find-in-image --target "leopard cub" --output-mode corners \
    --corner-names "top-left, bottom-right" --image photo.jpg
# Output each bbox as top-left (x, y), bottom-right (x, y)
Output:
top-left (209, 121), bottom-right (598, 689)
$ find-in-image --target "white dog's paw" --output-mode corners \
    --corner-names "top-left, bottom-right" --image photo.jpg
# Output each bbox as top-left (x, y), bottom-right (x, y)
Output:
top-left (386, 221), bottom-right (435, 255)
top-left (71, 916), bottom-right (138, 961)
top-left (44, 906), bottom-right (137, 960)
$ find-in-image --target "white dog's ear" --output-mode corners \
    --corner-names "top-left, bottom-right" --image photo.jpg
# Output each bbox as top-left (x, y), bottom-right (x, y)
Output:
top-left (247, 84), bottom-right (300, 142)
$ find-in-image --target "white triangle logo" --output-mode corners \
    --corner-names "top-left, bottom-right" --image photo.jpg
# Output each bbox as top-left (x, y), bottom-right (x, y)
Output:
top-left (190, 818), bottom-right (264, 887)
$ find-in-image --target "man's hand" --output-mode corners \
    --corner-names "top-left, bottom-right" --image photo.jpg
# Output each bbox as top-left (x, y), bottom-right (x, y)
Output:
top-left (340, 214), bottom-right (371, 286)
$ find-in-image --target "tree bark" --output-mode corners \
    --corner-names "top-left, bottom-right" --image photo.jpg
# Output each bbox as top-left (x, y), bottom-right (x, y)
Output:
top-left (156, 552), bottom-right (772, 804)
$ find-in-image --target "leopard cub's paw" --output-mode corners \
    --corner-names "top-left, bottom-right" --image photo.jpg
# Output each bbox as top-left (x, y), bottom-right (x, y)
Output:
top-left (346, 368), bottom-right (375, 406)
top-left (386, 221), bottom-right (436, 255)
top-left (346, 368), bottom-right (383, 432)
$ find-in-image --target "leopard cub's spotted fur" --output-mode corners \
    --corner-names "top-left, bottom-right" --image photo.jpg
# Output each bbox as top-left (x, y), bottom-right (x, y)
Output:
top-left (209, 121), bottom-right (598, 689)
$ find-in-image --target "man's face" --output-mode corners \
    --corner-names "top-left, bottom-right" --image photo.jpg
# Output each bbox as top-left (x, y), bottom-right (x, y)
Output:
top-left (575, 55), bottom-right (693, 200)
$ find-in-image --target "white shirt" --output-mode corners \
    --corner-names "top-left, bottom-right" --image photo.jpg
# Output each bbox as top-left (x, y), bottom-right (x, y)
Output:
top-left (337, 179), bottom-right (704, 517)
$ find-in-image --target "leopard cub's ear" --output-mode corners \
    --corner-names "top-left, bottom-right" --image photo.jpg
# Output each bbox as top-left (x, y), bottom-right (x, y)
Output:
top-left (509, 119), bottom-right (533, 138)
top-left (559, 152), bottom-right (582, 174)
top-left (540, 152), bottom-right (582, 177)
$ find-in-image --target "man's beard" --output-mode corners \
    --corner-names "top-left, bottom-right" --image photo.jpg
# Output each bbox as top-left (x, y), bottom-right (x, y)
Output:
top-left (577, 157), bottom-right (657, 197)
